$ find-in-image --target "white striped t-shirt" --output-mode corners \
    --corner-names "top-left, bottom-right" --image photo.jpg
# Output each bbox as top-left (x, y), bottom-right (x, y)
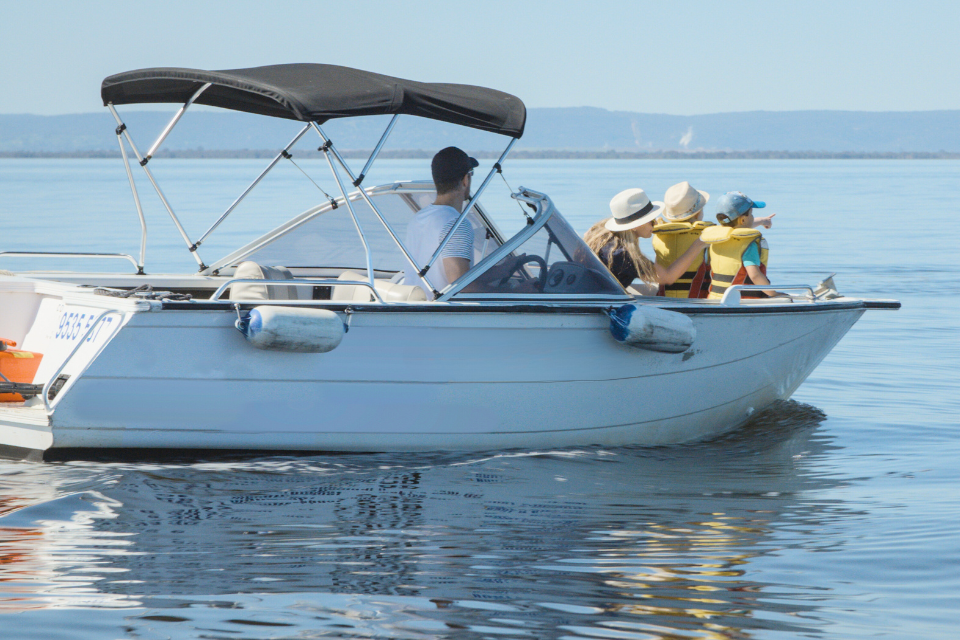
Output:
top-left (402, 204), bottom-right (475, 298)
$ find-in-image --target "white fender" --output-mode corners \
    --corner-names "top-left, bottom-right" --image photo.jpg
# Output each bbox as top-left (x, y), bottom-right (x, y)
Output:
top-left (239, 306), bottom-right (345, 353)
top-left (608, 303), bottom-right (695, 353)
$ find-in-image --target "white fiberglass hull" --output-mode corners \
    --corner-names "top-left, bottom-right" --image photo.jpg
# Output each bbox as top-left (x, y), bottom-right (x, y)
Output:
top-left (1, 299), bottom-right (868, 456)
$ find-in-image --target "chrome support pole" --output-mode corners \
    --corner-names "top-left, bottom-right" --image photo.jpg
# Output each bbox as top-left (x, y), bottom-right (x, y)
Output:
top-left (312, 123), bottom-right (426, 290)
top-left (195, 123), bottom-right (312, 247)
top-left (144, 83), bottom-right (211, 162)
top-left (115, 124), bottom-right (147, 273)
top-left (321, 145), bottom-right (376, 288)
top-left (480, 229), bottom-right (493, 263)
top-left (354, 114), bottom-right (399, 187)
top-left (424, 137), bottom-right (517, 274)
top-left (108, 104), bottom-right (206, 269)
top-left (310, 122), bottom-right (359, 182)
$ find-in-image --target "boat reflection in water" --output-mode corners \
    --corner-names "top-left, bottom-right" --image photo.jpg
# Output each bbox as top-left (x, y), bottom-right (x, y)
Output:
top-left (0, 401), bottom-right (860, 638)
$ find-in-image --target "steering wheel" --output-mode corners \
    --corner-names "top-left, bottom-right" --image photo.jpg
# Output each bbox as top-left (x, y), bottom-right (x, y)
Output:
top-left (498, 254), bottom-right (548, 291)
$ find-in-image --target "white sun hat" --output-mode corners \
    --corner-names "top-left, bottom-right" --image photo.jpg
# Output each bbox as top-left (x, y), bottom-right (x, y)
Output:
top-left (662, 181), bottom-right (710, 222)
top-left (605, 189), bottom-right (664, 232)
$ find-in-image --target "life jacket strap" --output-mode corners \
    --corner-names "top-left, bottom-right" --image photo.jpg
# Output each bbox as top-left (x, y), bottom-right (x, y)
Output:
top-left (689, 261), bottom-right (710, 299)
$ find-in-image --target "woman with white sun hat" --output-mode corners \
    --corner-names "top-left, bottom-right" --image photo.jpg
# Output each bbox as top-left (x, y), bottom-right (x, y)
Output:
top-left (584, 188), bottom-right (718, 295)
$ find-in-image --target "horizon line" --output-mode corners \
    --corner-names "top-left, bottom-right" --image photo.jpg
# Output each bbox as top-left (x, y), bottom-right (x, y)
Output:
top-left (3, 150), bottom-right (958, 160)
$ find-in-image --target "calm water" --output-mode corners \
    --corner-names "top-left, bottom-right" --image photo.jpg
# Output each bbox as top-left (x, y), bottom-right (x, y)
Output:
top-left (0, 158), bottom-right (958, 639)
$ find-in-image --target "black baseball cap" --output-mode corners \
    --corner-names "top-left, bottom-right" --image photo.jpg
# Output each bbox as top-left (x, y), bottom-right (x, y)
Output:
top-left (431, 146), bottom-right (479, 185)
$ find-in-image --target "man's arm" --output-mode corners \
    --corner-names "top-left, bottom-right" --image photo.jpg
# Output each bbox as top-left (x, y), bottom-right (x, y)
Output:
top-left (443, 257), bottom-right (471, 283)
top-left (437, 218), bottom-right (474, 286)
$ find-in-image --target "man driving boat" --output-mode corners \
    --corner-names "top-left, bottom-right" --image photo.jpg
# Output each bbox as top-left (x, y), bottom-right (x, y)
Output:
top-left (402, 146), bottom-right (478, 299)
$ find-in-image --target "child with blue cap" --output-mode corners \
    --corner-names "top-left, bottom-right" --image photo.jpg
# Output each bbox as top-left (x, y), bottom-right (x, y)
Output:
top-left (700, 192), bottom-right (776, 298)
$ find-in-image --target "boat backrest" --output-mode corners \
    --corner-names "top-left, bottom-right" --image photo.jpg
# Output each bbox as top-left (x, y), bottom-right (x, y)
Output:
top-left (227, 261), bottom-right (310, 301)
top-left (332, 271), bottom-right (427, 303)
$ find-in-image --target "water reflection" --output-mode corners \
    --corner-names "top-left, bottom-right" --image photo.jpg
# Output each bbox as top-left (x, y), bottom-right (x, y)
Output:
top-left (0, 401), bottom-right (862, 638)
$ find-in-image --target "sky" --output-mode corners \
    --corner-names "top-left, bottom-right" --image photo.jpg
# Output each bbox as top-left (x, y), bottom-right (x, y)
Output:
top-left (2, 0), bottom-right (958, 116)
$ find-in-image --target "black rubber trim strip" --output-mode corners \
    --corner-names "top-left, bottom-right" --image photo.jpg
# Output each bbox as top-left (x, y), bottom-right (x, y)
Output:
top-left (158, 299), bottom-right (897, 314)
top-left (162, 301), bottom-right (621, 314)
top-left (0, 443), bottom-right (46, 462)
top-left (39, 447), bottom-right (351, 463)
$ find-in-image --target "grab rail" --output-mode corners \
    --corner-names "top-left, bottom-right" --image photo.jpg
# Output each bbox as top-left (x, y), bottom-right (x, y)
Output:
top-left (210, 278), bottom-right (385, 303)
top-left (720, 284), bottom-right (815, 306)
top-left (43, 310), bottom-right (125, 412)
top-left (0, 252), bottom-right (141, 272)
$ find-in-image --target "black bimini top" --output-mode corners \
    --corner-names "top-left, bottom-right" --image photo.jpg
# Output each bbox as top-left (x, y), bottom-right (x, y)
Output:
top-left (101, 64), bottom-right (526, 138)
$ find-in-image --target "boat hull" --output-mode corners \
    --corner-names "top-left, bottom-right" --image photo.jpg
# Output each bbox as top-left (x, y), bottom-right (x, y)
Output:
top-left (9, 302), bottom-right (865, 455)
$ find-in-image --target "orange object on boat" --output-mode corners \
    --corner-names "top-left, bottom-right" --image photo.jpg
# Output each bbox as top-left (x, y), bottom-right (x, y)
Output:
top-left (0, 341), bottom-right (44, 402)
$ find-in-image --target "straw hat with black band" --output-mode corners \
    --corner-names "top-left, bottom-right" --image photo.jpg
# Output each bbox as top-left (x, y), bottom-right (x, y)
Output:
top-left (605, 189), bottom-right (664, 232)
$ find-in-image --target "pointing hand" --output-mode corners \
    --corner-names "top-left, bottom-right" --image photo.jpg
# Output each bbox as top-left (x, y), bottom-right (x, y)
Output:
top-left (753, 213), bottom-right (776, 229)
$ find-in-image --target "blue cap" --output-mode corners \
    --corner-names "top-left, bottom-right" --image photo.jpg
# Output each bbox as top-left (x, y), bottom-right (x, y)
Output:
top-left (715, 191), bottom-right (765, 224)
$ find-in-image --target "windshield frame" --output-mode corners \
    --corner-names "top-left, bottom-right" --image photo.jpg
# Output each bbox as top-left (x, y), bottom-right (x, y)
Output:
top-left (439, 188), bottom-right (631, 302)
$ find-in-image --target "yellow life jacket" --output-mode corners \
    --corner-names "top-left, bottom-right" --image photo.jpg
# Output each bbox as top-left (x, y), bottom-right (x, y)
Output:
top-left (651, 221), bottom-right (713, 298)
top-left (700, 226), bottom-right (769, 299)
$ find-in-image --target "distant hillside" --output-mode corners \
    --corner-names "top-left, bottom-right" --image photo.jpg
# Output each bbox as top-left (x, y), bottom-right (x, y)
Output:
top-left (1, 108), bottom-right (958, 154)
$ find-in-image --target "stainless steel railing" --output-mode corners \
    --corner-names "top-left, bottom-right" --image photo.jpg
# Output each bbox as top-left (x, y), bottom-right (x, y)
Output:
top-left (720, 284), bottom-right (816, 306)
top-left (0, 252), bottom-right (141, 272)
top-left (209, 278), bottom-right (385, 303)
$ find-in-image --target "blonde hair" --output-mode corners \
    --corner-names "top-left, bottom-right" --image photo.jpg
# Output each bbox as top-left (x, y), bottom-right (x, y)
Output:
top-left (583, 220), bottom-right (658, 284)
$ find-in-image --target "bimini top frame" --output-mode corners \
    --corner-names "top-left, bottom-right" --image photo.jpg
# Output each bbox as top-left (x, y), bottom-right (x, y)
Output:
top-left (102, 64), bottom-right (524, 296)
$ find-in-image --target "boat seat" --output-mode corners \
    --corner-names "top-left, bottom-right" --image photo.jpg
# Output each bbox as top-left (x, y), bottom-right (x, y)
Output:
top-left (332, 271), bottom-right (427, 302)
top-left (227, 261), bottom-right (310, 301)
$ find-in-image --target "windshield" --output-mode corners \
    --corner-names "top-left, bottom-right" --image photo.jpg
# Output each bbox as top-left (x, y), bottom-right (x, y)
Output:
top-left (454, 205), bottom-right (625, 297)
top-left (225, 188), bottom-right (502, 274)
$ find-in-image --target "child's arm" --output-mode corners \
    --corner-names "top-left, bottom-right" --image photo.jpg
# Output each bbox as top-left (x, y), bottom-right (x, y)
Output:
top-left (655, 239), bottom-right (707, 285)
top-left (752, 213), bottom-right (776, 229)
top-left (744, 265), bottom-right (777, 297)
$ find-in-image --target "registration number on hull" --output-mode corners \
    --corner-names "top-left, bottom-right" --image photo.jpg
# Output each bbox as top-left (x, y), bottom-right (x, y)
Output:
top-left (20, 300), bottom-right (127, 383)
top-left (54, 309), bottom-right (115, 342)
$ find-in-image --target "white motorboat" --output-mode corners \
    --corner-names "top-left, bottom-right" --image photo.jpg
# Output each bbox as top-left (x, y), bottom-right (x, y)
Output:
top-left (0, 64), bottom-right (898, 460)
